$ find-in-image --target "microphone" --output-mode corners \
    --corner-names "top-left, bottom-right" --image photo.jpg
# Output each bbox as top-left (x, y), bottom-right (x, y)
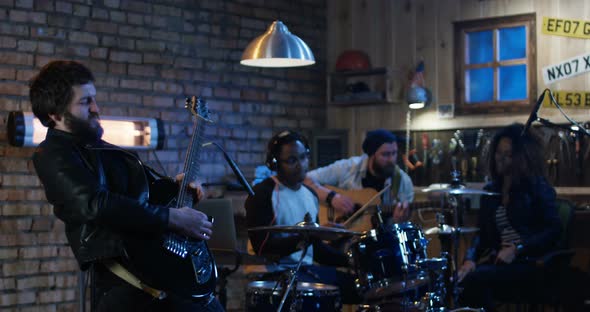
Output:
top-left (203, 142), bottom-right (255, 196)
top-left (522, 89), bottom-right (548, 136)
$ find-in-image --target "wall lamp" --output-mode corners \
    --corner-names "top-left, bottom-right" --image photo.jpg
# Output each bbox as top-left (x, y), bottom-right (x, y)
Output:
top-left (7, 111), bottom-right (165, 150)
top-left (407, 85), bottom-right (432, 110)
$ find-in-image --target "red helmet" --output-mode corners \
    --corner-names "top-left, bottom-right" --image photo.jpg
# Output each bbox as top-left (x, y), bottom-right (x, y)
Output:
top-left (335, 50), bottom-right (371, 71)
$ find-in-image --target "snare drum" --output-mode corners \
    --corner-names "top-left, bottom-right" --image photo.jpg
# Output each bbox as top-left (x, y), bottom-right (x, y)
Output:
top-left (245, 280), bottom-right (341, 312)
top-left (348, 222), bottom-right (428, 292)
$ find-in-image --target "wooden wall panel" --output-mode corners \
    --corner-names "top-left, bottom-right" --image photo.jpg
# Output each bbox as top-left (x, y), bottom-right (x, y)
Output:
top-left (392, 0), bottom-right (415, 73)
top-left (326, 0), bottom-right (590, 141)
top-left (554, 0), bottom-right (589, 91)
top-left (327, 0), bottom-right (354, 152)
top-left (458, 0), bottom-right (485, 20)
top-left (375, 1), bottom-right (394, 68)
top-left (535, 0), bottom-right (557, 93)
top-left (437, 0), bottom-right (460, 104)
top-left (415, 0), bottom-right (437, 116)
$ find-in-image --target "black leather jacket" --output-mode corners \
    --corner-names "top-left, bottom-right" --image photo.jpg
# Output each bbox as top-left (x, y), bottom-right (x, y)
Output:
top-left (33, 129), bottom-right (169, 270)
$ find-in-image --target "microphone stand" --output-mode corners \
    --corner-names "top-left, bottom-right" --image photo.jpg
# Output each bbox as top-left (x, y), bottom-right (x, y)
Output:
top-left (527, 88), bottom-right (590, 137)
top-left (202, 142), bottom-right (255, 196)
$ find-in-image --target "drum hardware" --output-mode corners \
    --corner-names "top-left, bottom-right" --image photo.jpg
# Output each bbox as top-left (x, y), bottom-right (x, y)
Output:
top-left (356, 304), bottom-right (382, 312)
top-left (420, 172), bottom-right (500, 309)
top-left (275, 240), bottom-right (308, 312)
top-left (349, 222), bottom-right (429, 294)
top-left (246, 280), bottom-right (341, 312)
top-left (418, 292), bottom-right (446, 312)
top-left (249, 222), bottom-right (361, 241)
top-left (423, 225), bottom-right (479, 236)
top-left (349, 221), bottom-right (431, 312)
top-left (415, 256), bottom-right (448, 312)
top-left (424, 211), bottom-right (478, 236)
top-left (349, 180), bottom-right (487, 312)
top-left (422, 187), bottom-right (500, 197)
top-left (248, 213), bottom-right (353, 312)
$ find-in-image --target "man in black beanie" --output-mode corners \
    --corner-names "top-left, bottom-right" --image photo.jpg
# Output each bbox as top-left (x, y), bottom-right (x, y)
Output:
top-left (305, 129), bottom-right (414, 230)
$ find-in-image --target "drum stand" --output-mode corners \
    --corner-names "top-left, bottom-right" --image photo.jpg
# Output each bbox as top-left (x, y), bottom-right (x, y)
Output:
top-left (432, 196), bottom-right (461, 309)
top-left (276, 240), bottom-right (310, 312)
top-left (448, 193), bottom-right (461, 308)
top-left (416, 256), bottom-right (448, 312)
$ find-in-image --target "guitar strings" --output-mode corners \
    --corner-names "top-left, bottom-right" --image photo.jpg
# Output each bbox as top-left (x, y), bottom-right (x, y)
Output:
top-left (177, 121), bottom-right (206, 208)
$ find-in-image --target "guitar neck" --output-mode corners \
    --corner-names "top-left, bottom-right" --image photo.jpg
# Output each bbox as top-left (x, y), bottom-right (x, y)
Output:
top-left (380, 199), bottom-right (443, 215)
top-left (321, 186), bottom-right (442, 213)
top-left (177, 97), bottom-right (209, 209)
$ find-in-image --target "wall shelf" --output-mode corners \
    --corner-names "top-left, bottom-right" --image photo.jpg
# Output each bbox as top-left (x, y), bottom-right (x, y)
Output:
top-left (327, 67), bottom-right (401, 106)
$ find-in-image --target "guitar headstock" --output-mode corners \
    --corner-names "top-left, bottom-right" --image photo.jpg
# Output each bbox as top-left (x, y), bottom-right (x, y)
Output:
top-left (185, 96), bottom-right (212, 122)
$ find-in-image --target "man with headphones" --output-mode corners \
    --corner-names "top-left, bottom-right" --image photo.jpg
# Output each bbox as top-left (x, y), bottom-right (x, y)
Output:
top-left (305, 129), bottom-right (415, 227)
top-left (245, 130), bottom-right (360, 303)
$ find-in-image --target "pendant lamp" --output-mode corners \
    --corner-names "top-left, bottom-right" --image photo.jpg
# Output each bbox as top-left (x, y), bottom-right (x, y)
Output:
top-left (240, 20), bottom-right (315, 68)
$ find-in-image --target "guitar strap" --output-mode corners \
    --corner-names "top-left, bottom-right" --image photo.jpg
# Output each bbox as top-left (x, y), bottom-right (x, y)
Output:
top-left (103, 260), bottom-right (167, 300)
top-left (389, 165), bottom-right (402, 201)
top-left (93, 150), bottom-right (167, 300)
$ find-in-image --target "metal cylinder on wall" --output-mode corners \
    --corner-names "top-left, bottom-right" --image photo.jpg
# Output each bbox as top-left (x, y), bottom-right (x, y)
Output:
top-left (7, 111), bottom-right (165, 150)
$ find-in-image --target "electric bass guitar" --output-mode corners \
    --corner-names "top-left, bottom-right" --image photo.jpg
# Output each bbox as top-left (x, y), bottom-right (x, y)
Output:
top-left (122, 96), bottom-right (217, 298)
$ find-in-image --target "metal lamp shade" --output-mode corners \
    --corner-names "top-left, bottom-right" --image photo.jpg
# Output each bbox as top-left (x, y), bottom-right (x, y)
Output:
top-left (240, 20), bottom-right (315, 68)
top-left (407, 86), bottom-right (432, 109)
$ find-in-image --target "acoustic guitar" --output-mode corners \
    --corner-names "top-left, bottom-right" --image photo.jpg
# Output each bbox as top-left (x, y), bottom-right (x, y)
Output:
top-left (122, 97), bottom-right (217, 299)
top-left (319, 185), bottom-right (442, 232)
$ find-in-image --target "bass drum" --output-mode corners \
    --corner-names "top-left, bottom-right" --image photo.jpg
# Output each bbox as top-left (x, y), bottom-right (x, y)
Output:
top-left (245, 280), bottom-right (341, 312)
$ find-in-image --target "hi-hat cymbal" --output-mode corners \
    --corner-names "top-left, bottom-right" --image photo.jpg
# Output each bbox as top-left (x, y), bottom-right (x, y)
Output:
top-left (424, 224), bottom-right (479, 235)
top-left (422, 187), bottom-right (499, 196)
top-left (248, 224), bottom-right (360, 241)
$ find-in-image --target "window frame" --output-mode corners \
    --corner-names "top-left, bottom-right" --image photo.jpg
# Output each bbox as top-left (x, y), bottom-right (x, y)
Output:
top-left (454, 13), bottom-right (537, 115)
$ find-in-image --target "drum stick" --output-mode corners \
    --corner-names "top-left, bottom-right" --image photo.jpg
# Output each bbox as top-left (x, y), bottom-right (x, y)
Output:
top-left (342, 184), bottom-right (391, 228)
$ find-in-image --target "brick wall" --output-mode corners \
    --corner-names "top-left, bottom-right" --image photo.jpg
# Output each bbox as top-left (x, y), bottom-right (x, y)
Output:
top-left (0, 0), bottom-right (326, 310)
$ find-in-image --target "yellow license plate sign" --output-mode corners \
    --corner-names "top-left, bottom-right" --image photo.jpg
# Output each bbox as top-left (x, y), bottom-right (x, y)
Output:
top-left (542, 91), bottom-right (590, 108)
top-left (542, 17), bottom-right (590, 39)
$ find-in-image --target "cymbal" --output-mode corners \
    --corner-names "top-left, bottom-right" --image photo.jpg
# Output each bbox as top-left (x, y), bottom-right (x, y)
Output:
top-left (424, 224), bottom-right (479, 235)
top-left (248, 224), bottom-right (360, 241)
top-left (422, 187), bottom-right (499, 196)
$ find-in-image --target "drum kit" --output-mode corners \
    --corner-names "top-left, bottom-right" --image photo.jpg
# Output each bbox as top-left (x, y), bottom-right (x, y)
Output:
top-left (248, 185), bottom-right (496, 312)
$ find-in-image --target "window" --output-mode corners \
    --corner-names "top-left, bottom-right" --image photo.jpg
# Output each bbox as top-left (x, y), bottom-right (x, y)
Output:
top-left (454, 13), bottom-right (536, 114)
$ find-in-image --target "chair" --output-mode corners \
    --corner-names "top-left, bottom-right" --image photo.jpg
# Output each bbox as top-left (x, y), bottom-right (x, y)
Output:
top-left (499, 198), bottom-right (576, 312)
top-left (197, 198), bottom-right (269, 309)
top-left (531, 198), bottom-right (575, 311)
top-left (197, 198), bottom-right (239, 309)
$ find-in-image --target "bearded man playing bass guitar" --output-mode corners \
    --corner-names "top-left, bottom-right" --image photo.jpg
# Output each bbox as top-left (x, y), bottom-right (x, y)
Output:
top-left (31, 60), bottom-right (223, 312)
top-left (305, 129), bottom-right (415, 230)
